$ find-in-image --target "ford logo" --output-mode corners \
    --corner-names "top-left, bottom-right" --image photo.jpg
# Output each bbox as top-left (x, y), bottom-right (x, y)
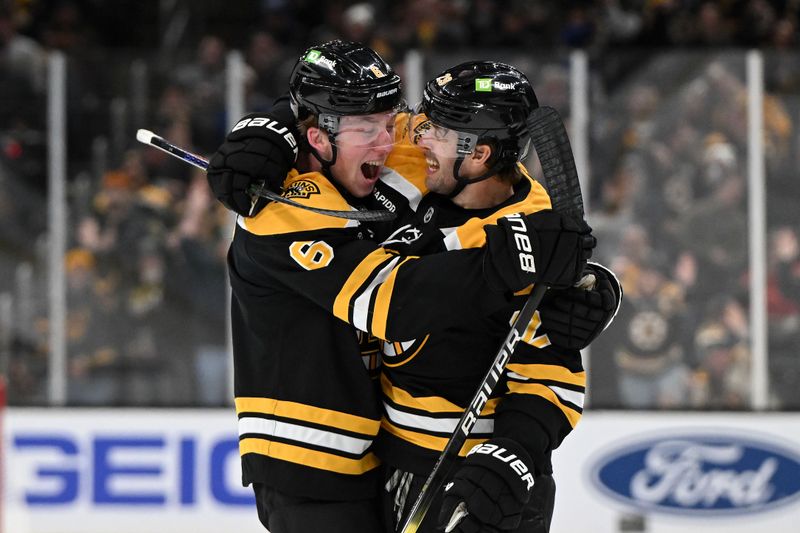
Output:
top-left (590, 432), bottom-right (800, 516)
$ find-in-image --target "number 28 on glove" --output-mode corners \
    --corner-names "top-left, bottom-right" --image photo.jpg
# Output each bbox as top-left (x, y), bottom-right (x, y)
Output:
top-left (483, 210), bottom-right (596, 293)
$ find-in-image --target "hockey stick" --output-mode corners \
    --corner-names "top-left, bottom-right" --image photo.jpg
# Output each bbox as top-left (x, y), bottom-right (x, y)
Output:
top-left (398, 106), bottom-right (585, 533)
top-left (135, 129), bottom-right (396, 222)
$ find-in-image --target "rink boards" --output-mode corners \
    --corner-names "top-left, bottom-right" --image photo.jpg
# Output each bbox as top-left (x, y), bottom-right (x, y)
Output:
top-left (3, 409), bottom-right (800, 533)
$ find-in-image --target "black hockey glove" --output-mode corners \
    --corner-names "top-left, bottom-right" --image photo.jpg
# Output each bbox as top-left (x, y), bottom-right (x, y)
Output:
top-left (207, 111), bottom-right (298, 216)
top-left (483, 211), bottom-right (595, 293)
top-left (438, 438), bottom-right (535, 533)
top-left (537, 262), bottom-right (623, 351)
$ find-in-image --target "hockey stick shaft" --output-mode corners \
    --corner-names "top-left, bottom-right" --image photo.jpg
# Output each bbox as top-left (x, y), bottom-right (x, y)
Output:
top-left (399, 106), bottom-right (585, 533)
top-left (136, 129), bottom-right (210, 171)
top-left (399, 284), bottom-right (546, 533)
top-left (135, 129), bottom-right (396, 222)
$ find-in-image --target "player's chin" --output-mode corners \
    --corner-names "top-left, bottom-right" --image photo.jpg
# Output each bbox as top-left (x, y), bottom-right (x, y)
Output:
top-left (426, 173), bottom-right (457, 195)
top-left (350, 172), bottom-right (380, 197)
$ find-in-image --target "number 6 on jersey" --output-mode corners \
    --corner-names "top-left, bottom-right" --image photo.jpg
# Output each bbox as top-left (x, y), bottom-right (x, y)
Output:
top-left (289, 241), bottom-right (335, 270)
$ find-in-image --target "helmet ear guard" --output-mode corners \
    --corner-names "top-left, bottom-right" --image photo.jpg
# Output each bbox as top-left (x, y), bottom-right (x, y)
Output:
top-left (318, 114), bottom-right (340, 136)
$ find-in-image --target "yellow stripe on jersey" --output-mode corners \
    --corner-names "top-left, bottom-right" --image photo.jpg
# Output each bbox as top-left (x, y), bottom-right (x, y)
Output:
top-left (506, 363), bottom-right (587, 388)
top-left (240, 438), bottom-right (380, 475)
top-left (333, 249), bottom-right (398, 325)
top-left (381, 374), bottom-right (499, 414)
top-left (505, 382), bottom-right (582, 428)
top-left (241, 171), bottom-right (357, 235)
top-left (518, 164), bottom-right (552, 206)
top-left (370, 256), bottom-right (415, 339)
top-left (235, 397), bottom-right (379, 436)
top-left (451, 171), bottom-right (552, 250)
top-left (381, 419), bottom-right (486, 456)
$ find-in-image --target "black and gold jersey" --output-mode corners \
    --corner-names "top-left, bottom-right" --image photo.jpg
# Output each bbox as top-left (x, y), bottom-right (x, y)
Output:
top-left (229, 169), bottom-right (508, 500)
top-left (375, 169), bottom-right (587, 476)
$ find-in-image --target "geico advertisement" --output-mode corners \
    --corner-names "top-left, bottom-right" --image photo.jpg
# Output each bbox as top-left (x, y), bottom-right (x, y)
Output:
top-left (3, 409), bottom-right (264, 533)
top-left (551, 412), bottom-right (800, 533)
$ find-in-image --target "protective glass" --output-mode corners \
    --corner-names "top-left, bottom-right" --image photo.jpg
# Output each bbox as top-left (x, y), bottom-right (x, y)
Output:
top-left (409, 110), bottom-right (478, 160)
top-left (320, 111), bottom-right (400, 149)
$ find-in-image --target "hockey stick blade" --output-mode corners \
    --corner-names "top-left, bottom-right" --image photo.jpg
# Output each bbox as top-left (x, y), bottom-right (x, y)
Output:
top-left (527, 107), bottom-right (585, 220)
top-left (135, 129), bottom-right (395, 222)
top-left (399, 106), bottom-right (585, 533)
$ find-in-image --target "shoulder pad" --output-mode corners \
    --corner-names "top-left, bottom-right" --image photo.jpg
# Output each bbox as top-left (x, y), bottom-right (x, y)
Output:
top-left (240, 171), bottom-right (360, 235)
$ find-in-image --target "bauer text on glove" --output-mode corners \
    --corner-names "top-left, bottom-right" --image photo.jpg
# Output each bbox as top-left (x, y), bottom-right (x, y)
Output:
top-left (438, 438), bottom-right (535, 533)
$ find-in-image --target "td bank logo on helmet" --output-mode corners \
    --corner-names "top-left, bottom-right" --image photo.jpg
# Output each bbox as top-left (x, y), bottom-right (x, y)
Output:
top-left (304, 49), bottom-right (337, 70)
top-left (504, 213), bottom-right (536, 274)
top-left (590, 432), bottom-right (800, 517)
top-left (475, 78), bottom-right (516, 92)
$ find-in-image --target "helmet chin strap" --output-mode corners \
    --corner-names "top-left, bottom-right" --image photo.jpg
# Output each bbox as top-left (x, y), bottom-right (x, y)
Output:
top-left (445, 157), bottom-right (507, 199)
top-left (306, 125), bottom-right (339, 172)
top-left (311, 142), bottom-right (338, 171)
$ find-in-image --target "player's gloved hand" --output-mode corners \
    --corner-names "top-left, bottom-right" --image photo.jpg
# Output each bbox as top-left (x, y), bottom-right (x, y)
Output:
top-left (207, 111), bottom-right (298, 216)
top-left (483, 211), bottom-right (596, 292)
top-left (537, 262), bottom-right (622, 350)
top-left (438, 438), bottom-right (535, 533)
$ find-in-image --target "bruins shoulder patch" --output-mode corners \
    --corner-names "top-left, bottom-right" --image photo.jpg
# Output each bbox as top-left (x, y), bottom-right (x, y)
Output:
top-left (283, 180), bottom-right (321, 199)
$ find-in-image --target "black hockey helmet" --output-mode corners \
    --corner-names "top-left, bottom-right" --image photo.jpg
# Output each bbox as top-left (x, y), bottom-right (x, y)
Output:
top-left (290, 40), bottom-right (403, 120)
top-left (419, 61), bottom-right (538, 168)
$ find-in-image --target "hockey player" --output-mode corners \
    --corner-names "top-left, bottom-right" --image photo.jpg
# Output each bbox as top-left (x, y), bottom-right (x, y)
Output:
top-left (374, 61), bottom-right (621, 533)
top-left (206, 42), bottom-right (595, 533)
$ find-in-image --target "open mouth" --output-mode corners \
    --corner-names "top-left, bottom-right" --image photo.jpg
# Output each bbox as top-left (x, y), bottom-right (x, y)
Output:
top-left (425, 155), bottom-right (440, 173)
top-left (360, 160), bottom-right (382, 181)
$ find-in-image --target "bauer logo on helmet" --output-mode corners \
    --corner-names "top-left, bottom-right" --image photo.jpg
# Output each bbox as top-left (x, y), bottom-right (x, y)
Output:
top-left (376, 87), bottom-right (399, 98)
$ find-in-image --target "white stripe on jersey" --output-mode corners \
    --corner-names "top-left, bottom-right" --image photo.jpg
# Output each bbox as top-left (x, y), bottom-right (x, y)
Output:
top-left (238, 416), bottom-right (372, 455)
top-left (440, 227), bottom-right (463, 250)
top-left (506, 371), bottom-right (585, 408)
top-left (550, 385), bottom-right (585, 409)
top-left (352, 256), bottom-right (403, 331)
top-left (380, 168), bottom-right (424, 211)
top-left (383, 402), bottom-right (494, 434)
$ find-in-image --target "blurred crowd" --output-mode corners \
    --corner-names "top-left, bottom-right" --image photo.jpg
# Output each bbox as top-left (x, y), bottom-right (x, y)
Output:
top-left (1, 0), bottom-right (799, 409)
top-left (587, 51), bottom-right (800, 410)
